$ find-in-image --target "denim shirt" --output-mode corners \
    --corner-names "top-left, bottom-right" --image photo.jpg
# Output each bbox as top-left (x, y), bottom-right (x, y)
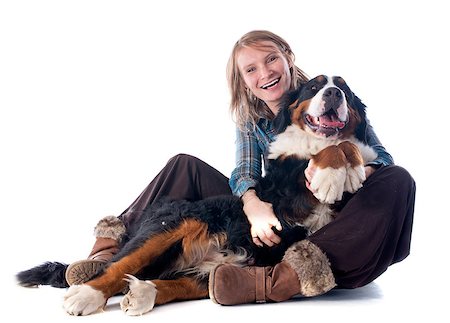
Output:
top-left (229, 118), bottom-right (394, 197)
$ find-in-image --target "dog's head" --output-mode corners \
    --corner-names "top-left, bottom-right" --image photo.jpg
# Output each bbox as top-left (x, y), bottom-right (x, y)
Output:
top-left (274, 75), bottom-right (367, 141)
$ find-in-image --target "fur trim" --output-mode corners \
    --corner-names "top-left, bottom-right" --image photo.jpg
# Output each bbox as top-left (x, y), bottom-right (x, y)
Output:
top-left (282, 240), bottom-right (336, 297)
top-left (94, 216), bottom-right (126, 242)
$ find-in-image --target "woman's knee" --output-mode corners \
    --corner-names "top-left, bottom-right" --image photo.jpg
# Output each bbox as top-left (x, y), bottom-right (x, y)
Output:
top-left (374, 165), bottom-right (416, 192)
top-left (167, 153), bottom-right (200, 167)
top-left (169, 153), bottom-right (194, 162)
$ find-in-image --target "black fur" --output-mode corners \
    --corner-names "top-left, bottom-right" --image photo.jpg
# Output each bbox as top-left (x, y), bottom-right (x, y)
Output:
top-left (17, 262), bottom-right (68, 288)
top-left (116, 194), bottom-right (309, 281)
top-left (17, 75), bottom-right (370, 290)
top-left (17, 193), bottom-right (310, 288)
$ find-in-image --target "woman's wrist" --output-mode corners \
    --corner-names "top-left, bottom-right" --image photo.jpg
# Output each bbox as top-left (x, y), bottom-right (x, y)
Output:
top-left (242, 189), bottom-right (258, 204)
top-left (242, 189), bottom-right (262, 222)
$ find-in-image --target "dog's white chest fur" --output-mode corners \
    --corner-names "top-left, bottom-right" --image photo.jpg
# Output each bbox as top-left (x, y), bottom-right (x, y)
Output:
top-left (269, 124), bottom-right (377, 233)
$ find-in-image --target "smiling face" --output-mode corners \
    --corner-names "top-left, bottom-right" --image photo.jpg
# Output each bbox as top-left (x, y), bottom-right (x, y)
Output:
top-left (236, 41), bottom-right (292, 114)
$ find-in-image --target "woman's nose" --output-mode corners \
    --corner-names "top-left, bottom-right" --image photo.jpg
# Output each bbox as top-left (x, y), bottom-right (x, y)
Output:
top-left (260, 65), bottom-right (272, 79)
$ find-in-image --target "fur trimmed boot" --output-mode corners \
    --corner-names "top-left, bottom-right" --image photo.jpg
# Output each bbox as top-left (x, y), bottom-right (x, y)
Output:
top-left (65, 216), bottom-right (126, 286)
top-left (209, 240), bottom-right (336, 305)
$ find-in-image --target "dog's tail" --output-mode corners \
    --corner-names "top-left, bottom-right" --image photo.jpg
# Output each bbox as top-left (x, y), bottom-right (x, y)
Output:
top-left (16, 262), bottom-right (69, 288)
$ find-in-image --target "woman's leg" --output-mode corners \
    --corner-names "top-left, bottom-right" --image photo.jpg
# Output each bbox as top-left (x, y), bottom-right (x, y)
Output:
top-left (209, 165), bottom-right (416, 304)
top-left (308, 165), bottom-right (416, 288)
top-left (119, 153), bottom-right (231, 228)
top-left (66, 154), bottom-right (231, 285)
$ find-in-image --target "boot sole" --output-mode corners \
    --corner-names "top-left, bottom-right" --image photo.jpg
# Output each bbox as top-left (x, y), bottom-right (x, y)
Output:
top-left (65, 259), bottom-right (106, 286)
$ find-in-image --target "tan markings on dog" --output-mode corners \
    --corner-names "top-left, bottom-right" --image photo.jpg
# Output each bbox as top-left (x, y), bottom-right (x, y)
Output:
top-left (166, 221), bottom-right (218, 277)
top-left (166, 231), bottom-right (248, 280)
top-left (180, 219), bottom-right (209, 258)
top-left (291, 99), bottom-right (311, 128)
top-left (87, 219), bottom-right (207, 298)
top-left (337, 141), bottom-right (364, 167)
top-left (334, 76), bottom-right (345, 85)
top-left (289, 99), bottom-right (299, 109)
top-left (340, 105), bottom-right (361, 138)
top-left (152, 277), bottom-right (209, 305)
top-left (312, 145), bottom-right (347, 169)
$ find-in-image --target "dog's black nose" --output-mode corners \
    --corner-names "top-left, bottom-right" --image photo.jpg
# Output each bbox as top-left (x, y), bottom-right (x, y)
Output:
top-left (324, 87), bottom-right (341, 99)
top-left (323, 87), bottom-right (342, 110)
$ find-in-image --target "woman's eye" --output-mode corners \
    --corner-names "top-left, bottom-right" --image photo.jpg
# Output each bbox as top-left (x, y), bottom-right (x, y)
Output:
top-left (246, 67), bottom-right (255, 73)
top-left (268, 56), bottom-right (277, 63)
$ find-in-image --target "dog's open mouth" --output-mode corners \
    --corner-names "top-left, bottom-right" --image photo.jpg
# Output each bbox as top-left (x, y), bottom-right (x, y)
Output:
top-left (303, 112), bottom-right (347, 137)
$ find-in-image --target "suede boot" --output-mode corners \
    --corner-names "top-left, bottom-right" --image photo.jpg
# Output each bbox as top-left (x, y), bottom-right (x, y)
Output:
top-left (65, 216), bottom-right (126, 286)
top-left (209, 240), bottom-right (336, 305)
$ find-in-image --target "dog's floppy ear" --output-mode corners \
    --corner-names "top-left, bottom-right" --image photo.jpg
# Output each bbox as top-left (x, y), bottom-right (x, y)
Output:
top-left (273, 105), bottom-right (292, 134)
top-left (272, 87), bottom-right (302, 134)
top-left (352, 93), bottom-right (369, 143)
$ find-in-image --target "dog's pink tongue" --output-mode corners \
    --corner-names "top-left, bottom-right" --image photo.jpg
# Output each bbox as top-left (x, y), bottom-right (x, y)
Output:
top-left (319, 115), bottom-right (345, 128)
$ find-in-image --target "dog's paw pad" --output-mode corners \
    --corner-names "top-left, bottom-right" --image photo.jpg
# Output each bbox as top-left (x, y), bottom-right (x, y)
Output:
top-left (120, 274), bottom-right (157, 316)
top-left (63, 284), bottom-right (106, 316)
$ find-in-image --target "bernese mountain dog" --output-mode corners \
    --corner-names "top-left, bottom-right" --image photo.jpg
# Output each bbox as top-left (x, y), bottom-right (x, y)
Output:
top-left (17, 75), bottom-right (376, 315)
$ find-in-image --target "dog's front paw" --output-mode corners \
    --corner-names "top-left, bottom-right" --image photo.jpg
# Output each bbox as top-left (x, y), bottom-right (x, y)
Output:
top-left (120, 274), bottom-right (157, 316)
top-left (344, 165), bottom-right (366, 193)
top-left (63, 284), bottom-right (106, 316)
top-left (311, 167), bottom-right (346, 204)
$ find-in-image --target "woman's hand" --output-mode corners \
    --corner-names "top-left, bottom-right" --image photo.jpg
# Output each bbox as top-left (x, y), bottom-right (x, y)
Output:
top-left (242, 190), bottom-right (282, 247)
top-left (304, 159), bottom-right (317, 193)
top-left (364, 165), bottom-right (376, 178)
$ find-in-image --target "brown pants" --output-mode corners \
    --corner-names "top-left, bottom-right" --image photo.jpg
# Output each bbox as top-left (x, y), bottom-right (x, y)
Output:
top-left (308, 165), bottom-right (415, 288)
top-left (118, 154), bottom-right (231, 228)
top-left (118, 154), bottom-right (415, 289)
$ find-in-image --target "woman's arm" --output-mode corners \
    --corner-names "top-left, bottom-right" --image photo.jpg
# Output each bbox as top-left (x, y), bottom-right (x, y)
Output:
top-left (364, 121), bottom-right (394, 168)
top-left (229, 126), bottom-right (281, 247)
top-left (241, 189), bottom-right (282, 247)
top-left (229, 127), bottom-right (262, 197)
top-left (363, 120), bottom-right (394, 177)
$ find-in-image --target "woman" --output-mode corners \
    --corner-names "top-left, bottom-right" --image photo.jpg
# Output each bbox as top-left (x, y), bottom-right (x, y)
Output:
top-left (66, 30), bottom-right (415, 306)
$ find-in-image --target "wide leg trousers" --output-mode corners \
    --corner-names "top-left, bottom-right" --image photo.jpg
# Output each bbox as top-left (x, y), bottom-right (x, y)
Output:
top-left (118, 154), bottom-right (415, 288)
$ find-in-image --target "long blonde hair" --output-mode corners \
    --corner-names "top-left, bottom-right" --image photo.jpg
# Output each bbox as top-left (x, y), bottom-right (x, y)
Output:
top-left (227, 30), bottom-right (309, 128)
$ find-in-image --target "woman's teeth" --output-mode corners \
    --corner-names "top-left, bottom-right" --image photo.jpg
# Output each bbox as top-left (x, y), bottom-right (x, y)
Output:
top-left (261, 78), bottom-right (280, 89)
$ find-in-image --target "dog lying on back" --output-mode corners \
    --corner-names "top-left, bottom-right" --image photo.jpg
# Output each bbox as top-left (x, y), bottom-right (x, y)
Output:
top-left (17, 75), bottom-right (376, 315)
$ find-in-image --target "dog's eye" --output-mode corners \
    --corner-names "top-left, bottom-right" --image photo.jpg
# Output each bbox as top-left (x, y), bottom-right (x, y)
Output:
top-left (311, 85), bottom-right (317, 91)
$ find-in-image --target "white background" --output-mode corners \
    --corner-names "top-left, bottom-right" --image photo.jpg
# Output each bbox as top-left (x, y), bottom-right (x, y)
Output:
top-left (1, 0), bottom-right (449, 321)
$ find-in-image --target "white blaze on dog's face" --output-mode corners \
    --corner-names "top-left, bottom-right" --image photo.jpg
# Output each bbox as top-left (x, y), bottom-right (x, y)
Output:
top-left (299, 75), bottom-right (350, 138)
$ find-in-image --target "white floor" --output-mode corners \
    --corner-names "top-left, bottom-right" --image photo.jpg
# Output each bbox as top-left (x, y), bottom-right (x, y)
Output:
top-left (6, 256), bottom-right (444, 322)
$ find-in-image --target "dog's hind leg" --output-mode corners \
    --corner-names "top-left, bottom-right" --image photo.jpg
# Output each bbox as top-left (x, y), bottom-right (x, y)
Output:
top-left (63, 219), bottom-right (208, 316)
top-left (120, 217), bottom-right (216, 315)
top-left (120, 275), bottom-right (208, 316)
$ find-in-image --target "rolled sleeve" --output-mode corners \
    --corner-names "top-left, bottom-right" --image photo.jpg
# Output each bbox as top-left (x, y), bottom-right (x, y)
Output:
top-left (364, 121), bottom-right (394, 167)
top-left (229, 126), bottom-right (263, 197)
